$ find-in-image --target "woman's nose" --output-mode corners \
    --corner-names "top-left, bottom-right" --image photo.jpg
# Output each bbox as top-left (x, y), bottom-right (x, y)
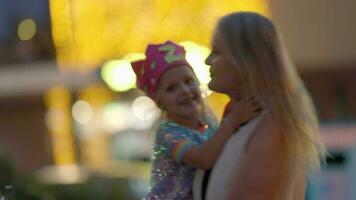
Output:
top-left (205, 54), bottom-right (211, 66)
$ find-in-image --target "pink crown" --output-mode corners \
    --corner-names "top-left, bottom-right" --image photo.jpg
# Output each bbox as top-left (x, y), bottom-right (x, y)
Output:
top-left (131, 41), bottom-right (192, 98)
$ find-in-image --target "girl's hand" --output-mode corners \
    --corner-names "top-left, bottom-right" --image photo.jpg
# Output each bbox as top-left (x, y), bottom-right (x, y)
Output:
top-left (223, 97), bottom-right (262, 130)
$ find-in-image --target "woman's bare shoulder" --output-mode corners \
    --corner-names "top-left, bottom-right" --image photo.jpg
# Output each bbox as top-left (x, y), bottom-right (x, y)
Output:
top-left (246, 112), bottom-right (286, 153)
top-left (226, 112), bottom-right (290, 199)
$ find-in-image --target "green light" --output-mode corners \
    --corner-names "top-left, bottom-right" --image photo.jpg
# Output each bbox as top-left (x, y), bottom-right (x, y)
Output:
top-left (18, 18), bottom-right (37, 41)
top-left (101, 60), bottom-right (136, 92)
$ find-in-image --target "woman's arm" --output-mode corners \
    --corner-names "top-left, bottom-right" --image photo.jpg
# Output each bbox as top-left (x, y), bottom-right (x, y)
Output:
top-left (226, 113), bottom-right (288, 200)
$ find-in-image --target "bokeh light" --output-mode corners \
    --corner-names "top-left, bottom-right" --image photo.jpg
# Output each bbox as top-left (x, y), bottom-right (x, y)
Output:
top-left (101, 102), bottom-right (133, 133)
top-left (112, 130), bottom-right (151, 160)
top-left (50, 0), bottom-right (269, 69)
top-left (128, 176), bottom-right (150, 199)
top-left (180, 41), bottom-right (212, 96)
top-left (132, 96), bottom-right (160, 121)
top-left (123, 53), bottom-right (146, 62)
top-left (44, 86), bottom-right (76, 165)
top-left (101, 59), bottom-right (137, 92)
top-left (45, 109), bottom-right (67, 130)
top-left (17, 18), bottom-right (37, 41)
top-left (36, 164), bottom-right (89, 185)
top-left (72, 100), bottom-right (94, 124)
top-left (181, 41), bottom-right (211, 85)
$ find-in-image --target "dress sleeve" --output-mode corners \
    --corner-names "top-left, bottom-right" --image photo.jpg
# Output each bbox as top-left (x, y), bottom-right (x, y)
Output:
top-left (156, 127), bottom-right (197, 164)
top-left (205, 115), bottom-right (219, 139)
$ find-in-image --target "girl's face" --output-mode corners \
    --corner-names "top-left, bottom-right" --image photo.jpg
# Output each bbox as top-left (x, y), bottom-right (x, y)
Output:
top-left (205, 30), bottom-right (243, 99)
top-left (155, 65), bottom-right (202, 121)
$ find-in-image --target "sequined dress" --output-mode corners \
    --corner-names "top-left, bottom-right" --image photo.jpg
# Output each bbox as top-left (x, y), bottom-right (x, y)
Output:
top-left (146, 118), bottom-right (217, 200)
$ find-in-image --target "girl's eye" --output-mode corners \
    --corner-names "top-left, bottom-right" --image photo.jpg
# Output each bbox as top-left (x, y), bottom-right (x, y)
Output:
top-left (185, 79), bottom-right (194, 85)
top-left (166, 85), bottom-right (175, 92)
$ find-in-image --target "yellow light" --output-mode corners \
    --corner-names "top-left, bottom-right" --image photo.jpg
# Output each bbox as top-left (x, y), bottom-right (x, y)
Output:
top-left (45, 86), bottom-right (76, 165)
top-left (101, 59), bottom-right (137, 92)
top-left (205, 92), bottom-right (230, 121)
top-left (79, 84), bottom-right (112, 108)
top-left (17, 18), bottom-right (37, 41)
top-left (50, 0), bottom-right (270, 70)
top-left (124, 53), bottom-right (145, 62)
top-left (76, 85), bottom-right (112, 170)
top-left (45, 109), bottom-right (67, 131)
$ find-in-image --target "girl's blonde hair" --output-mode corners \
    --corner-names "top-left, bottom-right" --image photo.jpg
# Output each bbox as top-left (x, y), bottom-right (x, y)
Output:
top-left (217, 12), bottom-right (327, 175)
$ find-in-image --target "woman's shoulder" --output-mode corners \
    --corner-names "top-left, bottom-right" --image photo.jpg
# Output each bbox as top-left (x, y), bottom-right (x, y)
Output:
top-left (261, 111), bottom-right (284, 135)
top-left (247, 112), bottom-right (286, 152)
top-left (224, 112), bottom-right (296, 200)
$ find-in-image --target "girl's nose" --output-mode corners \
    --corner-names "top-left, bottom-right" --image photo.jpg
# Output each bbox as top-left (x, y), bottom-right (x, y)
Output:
top-left (179, 83), bottom-right (190, 93)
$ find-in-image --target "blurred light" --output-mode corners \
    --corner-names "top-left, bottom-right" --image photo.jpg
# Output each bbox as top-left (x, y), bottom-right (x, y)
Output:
top-left (180, 41), bottom-right (212, 96)
top-left (101, 102), bottom-right (133, 133)
top-left (76, 85), bottom-right (112, 170)
top-left (200, 85), bottom-right (213, 98)
top-left (321, 125), bottom-right (356, 149)
top-left (4, 185), bottom-right (12, 190)
top-left (124, 53), bottom-right (145, 62)
top-left (17, 18), bottom-right (37, 41)
top-left (36, 164), bottom-right (89, 184)
top-left (44, 85), bottom-right (71, 109)
top-left (112, 130), bottom-right (151, 160)
top-left (45, 86), bottom-right (76, 165)
top-left (107, 160), bottom-right (151, 179)
top-left (50, 0), bottom-right (270, 69)
top-left (45, 109), bottom-right (66, 130)
top-left (72, 100), bottom-right (94, 124)
top-left (132, 96), bottom-right (160, 121)
top-left (101, 60), bottom-right (136, 92)
top-left (204, 92), bottom-right (230, 121)
top-left (128, 176), bottom-right (150, 199)
top-left (80, 134), bottom-right (111, 170)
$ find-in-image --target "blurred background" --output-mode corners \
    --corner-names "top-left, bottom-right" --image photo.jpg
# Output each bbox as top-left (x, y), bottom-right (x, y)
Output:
top-left (0, 0), bottom-right (355, 199)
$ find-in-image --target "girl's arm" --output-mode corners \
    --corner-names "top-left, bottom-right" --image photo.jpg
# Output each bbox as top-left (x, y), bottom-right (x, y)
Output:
top-left (180, 98), bottom-right (260, 169)
top-left (226, 113), bottom-right (288, 200)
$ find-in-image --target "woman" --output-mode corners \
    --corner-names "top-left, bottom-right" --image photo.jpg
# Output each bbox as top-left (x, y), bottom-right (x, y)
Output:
top-left (193, 12), bottom-right (326, 200)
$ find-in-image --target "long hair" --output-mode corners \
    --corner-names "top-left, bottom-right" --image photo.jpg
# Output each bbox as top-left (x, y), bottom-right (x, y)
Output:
top-left (216, 12), bottom-right (326, 175)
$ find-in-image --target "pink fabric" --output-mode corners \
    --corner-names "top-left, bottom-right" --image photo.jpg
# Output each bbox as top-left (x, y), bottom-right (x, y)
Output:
top-left (131, 41), bottom-right (192, 98)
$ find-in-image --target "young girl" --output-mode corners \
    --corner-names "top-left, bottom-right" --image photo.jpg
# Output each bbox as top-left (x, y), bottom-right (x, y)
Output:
top-left (131, 41), bottom-right (259, 200)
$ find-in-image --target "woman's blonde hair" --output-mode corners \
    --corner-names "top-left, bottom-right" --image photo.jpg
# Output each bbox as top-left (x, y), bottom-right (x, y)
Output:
top-left (217, 12), bottom-right (327, 175)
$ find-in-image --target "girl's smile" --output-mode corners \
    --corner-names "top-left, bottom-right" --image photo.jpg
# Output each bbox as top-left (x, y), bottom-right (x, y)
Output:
top-left (155, 65), bottom-right (202, 128)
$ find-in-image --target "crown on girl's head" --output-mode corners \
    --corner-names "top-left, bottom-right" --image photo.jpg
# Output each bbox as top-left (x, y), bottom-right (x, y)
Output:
top-left (131, 41), bottom-right (192, 99)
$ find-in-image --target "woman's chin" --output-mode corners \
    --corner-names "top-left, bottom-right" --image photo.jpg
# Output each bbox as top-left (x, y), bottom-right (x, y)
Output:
top-left (208, 82), bottom-right (226, 94)
top-left (207, 82), bottom-right (218, 92)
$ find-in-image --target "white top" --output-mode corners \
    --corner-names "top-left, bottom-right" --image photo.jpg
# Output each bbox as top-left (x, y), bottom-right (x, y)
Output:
top-left (193, 112), bottom-right (266, 200)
